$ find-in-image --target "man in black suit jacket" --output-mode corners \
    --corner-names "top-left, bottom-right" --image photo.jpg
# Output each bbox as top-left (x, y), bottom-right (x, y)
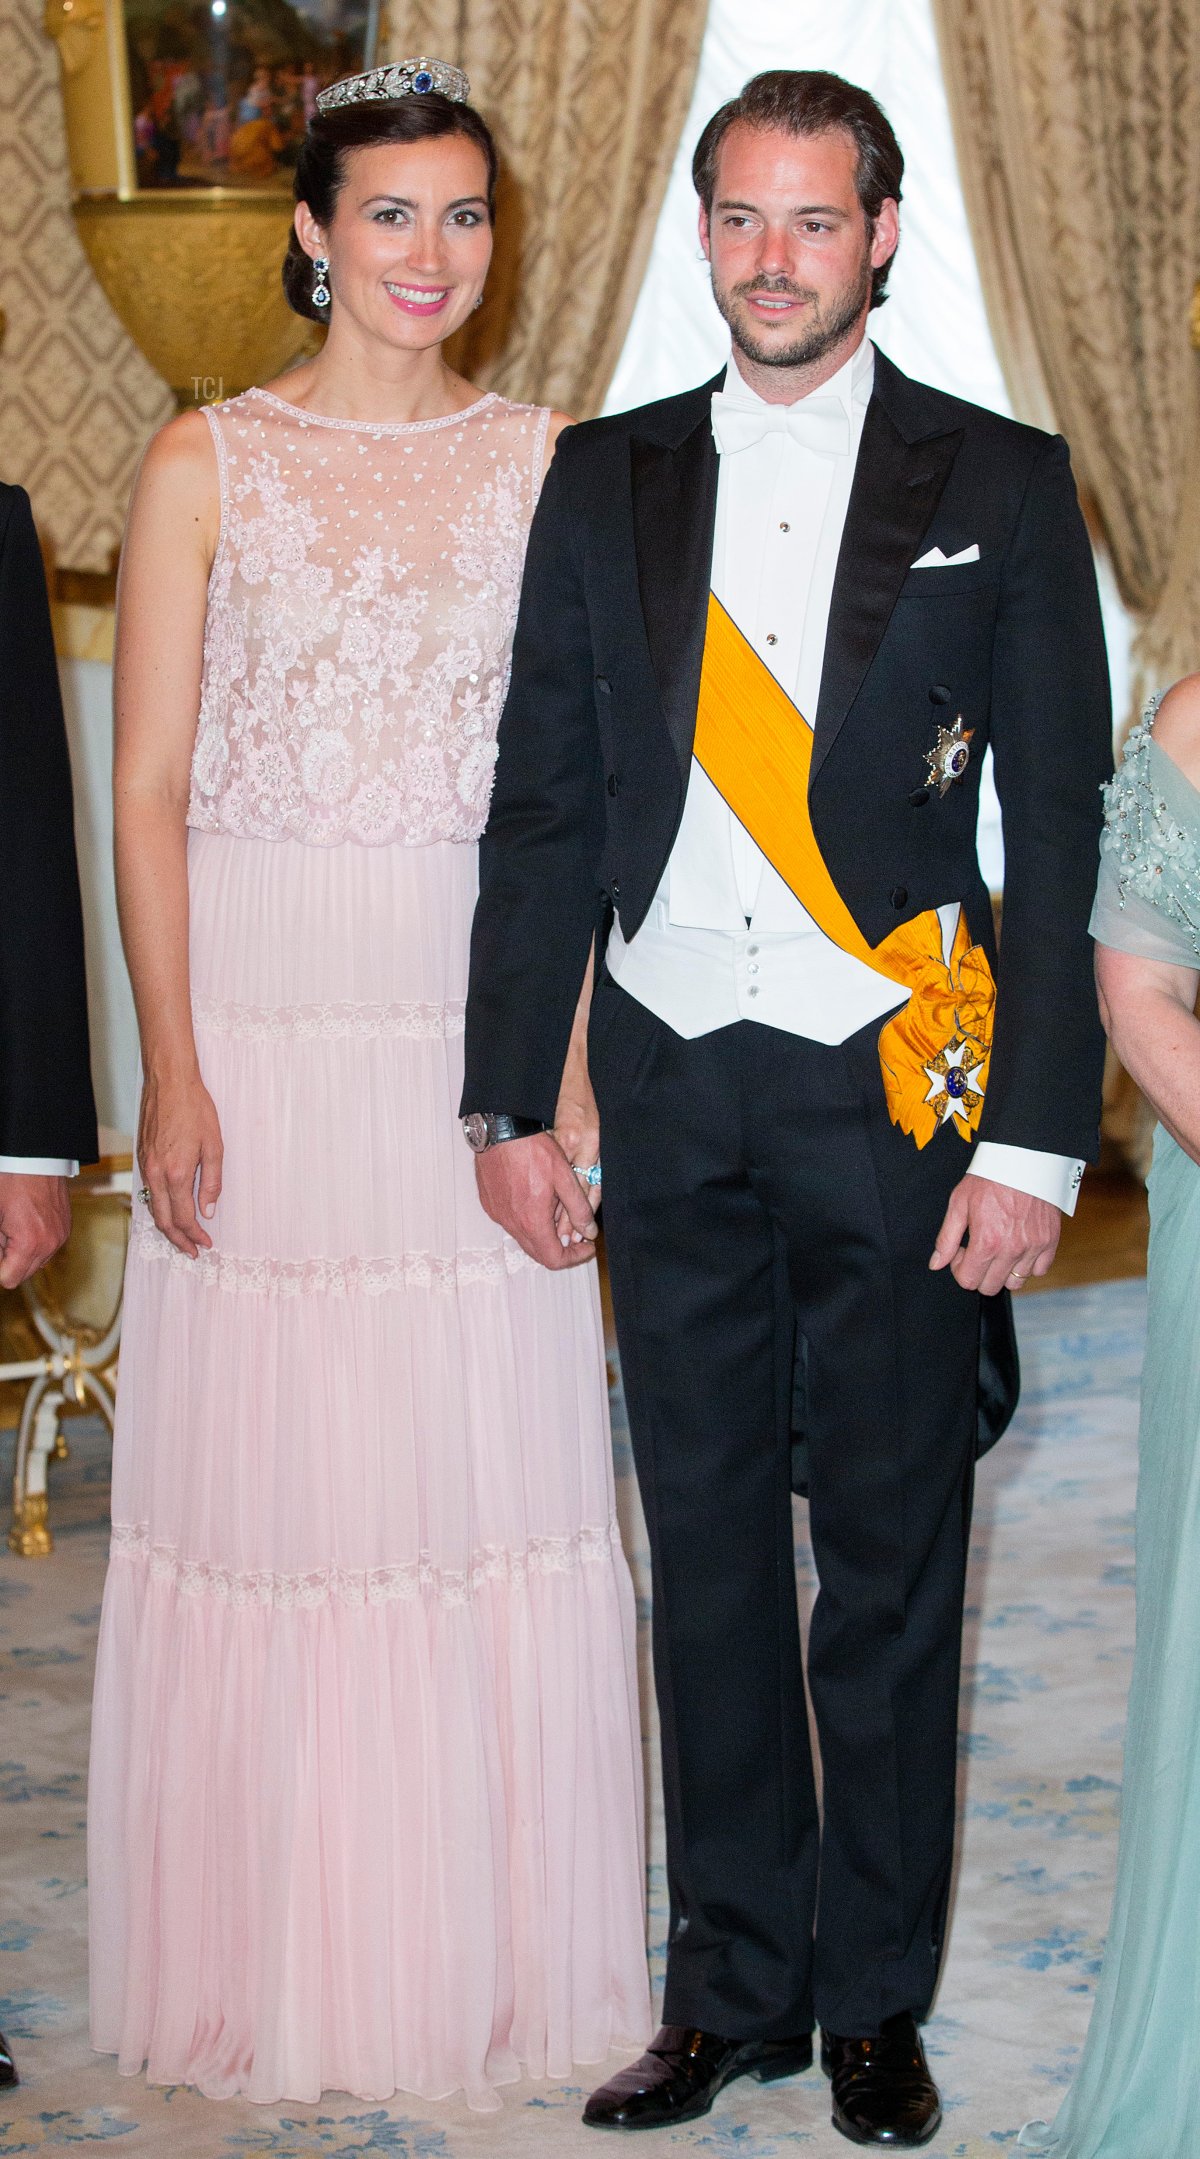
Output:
top-left (462, 72), bottom-right (1111, 2147)
top-left (0, 483), bottom-right (97, 2085)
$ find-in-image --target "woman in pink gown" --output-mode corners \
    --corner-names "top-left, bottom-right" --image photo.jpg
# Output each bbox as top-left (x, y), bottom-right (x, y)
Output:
top-left (88, 67), bottom-right (650, 2109)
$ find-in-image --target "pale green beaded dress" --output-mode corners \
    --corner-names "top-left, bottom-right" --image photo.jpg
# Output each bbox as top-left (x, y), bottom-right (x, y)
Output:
top-left (1020, 693), bottom-right (1200, 2158)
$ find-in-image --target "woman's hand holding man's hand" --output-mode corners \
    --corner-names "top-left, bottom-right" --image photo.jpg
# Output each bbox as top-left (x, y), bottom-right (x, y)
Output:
top-left (552, 1080), bottom-right (602, 1240)
top-left (138, 1066), bottom-right (224, 1258)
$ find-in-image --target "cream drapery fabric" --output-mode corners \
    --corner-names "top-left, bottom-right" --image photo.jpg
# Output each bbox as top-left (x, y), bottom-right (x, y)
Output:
top-left (932, 0), bottom-right (1200, 707)
top-left (391, 0), bottom-right (709, 416)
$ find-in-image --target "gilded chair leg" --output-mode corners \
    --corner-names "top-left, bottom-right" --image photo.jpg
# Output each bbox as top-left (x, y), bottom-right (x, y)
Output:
top-left (8, 1488), bottom-right (51, 1558)
top-left (8, 1382), bottom-right (63, 1557)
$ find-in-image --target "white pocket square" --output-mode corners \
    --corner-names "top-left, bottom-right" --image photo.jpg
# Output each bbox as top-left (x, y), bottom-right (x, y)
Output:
top-left (910, 543), bottom-right (981, 568)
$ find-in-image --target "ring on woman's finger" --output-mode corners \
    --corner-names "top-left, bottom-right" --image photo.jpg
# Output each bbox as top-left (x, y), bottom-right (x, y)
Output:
top-left (573, 1162), bottom-right (602, 1187)
top-left (138, 1186), bottom-right (152, 1206)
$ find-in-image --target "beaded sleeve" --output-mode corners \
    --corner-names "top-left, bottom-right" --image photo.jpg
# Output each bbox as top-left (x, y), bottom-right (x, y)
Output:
top-left (1091, 693), bottom-right (1200, 964)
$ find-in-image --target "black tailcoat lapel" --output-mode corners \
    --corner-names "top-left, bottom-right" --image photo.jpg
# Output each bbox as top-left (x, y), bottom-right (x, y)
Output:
top-left (630, 373), bottom-right (722, 778)
top-left (812, 350), bottom-right (963, 781)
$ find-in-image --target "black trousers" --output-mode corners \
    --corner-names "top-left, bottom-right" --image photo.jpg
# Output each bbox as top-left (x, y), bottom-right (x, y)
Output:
top-left (589, 973), bottom-right (981, 2040)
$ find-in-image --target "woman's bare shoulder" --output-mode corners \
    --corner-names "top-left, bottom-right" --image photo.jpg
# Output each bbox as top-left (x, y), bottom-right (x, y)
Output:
top-left (135, 407), bottom-right (217, 490)
top-left (127, 409), bottom-right (220, 557)
top-left (1152, 673), bottom-right (1200, 785)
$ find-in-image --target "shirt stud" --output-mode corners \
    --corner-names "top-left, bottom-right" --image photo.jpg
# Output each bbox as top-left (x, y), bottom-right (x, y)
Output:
top-left (765, 633), bottom-right (778, 646)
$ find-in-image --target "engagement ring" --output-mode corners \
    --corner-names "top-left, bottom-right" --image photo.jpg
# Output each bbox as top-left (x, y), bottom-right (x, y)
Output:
top-left (138, 1186), bottom-right (152, 1206)
top-left (573, 1163), bottom-right (602, 1187)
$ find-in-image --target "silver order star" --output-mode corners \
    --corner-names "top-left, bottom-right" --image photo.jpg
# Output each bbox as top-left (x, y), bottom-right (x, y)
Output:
top-left (926, 715), bottom-right (975, 797)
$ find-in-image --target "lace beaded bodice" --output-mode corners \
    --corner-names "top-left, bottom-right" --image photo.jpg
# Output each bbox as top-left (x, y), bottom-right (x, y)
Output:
top-left (189, 387), bottom-right (551, 846)
top-left (1091, 692), bottom-right (1200, 965)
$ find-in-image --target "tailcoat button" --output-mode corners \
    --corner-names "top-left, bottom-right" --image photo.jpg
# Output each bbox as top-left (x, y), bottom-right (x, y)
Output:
top-left (890, 885), bottom-right (909, 909)
top-left (909, 788), bottom-right (930, 808)
top-left (930, 683), bottom-right (952, 705)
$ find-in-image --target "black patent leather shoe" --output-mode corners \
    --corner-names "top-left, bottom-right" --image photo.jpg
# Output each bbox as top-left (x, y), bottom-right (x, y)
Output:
top-left (583, 2024), bottom-right (813, 2130)
top-left (0, 2027), bottom-right (17, 2088)
top-left (821, 2013), bottom-right (941, 2146)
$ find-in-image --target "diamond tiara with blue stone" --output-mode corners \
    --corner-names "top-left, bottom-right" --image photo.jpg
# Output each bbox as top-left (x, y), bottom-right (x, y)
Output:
top-left (315, 57), bottom-right (470, 115)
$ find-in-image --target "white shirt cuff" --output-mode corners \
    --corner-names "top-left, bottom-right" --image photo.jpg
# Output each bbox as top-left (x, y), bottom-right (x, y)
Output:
top-left (967, 1142), bottom-right (1085, 1216)
top-left (0, 1156), bottom-right (79, 1178)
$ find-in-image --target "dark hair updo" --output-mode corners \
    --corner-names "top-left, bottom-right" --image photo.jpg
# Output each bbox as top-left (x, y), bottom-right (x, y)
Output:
top-left (283, 91), bottom-right (499, 323)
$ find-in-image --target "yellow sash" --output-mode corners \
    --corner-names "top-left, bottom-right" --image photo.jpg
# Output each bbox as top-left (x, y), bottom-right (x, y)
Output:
top-left (692, 594), bottom-right (995, 1149)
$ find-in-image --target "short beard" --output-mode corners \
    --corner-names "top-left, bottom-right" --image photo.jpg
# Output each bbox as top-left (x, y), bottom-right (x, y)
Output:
top-left (713, 247), bottom-right (874, 371)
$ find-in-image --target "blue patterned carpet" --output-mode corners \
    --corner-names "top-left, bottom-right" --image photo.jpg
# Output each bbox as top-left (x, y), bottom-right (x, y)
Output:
top-left (0, 1278), bottom-right (1144, 2156)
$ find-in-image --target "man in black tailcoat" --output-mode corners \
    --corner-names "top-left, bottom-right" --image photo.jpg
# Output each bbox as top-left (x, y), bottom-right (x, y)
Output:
top-left (461, 71), bottom-right (1111, 2147)
top-left (0, 479), bottom-right (98, 2088)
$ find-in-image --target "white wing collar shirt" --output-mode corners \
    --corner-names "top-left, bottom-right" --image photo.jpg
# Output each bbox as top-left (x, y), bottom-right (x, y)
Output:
top-left (607, 336), bottom-right (1083, 1214)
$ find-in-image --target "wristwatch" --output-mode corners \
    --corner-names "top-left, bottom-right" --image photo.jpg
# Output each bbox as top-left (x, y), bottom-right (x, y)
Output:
top-left (461, 1112), bottom-right (547, 1153)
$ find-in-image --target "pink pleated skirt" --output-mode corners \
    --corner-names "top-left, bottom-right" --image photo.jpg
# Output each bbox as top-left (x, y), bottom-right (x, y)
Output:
top-left (88, 830), bottom-right (651, 2109)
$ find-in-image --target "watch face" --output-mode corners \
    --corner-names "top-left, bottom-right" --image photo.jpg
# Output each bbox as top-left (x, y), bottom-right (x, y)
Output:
top-left (462, 1112), bottom-right (489, 1153)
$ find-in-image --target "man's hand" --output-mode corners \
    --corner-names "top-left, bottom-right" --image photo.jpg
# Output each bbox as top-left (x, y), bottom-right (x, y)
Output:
top-left (930, 1173), bottom-right (1062, 1296)
top-left (0, 1173), bottom-right (72, 1290)
top-left (475, 1131), bottom-right (599, 1270)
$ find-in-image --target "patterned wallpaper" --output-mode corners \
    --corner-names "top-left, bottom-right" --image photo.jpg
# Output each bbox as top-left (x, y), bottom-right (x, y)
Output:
top-left (0, 0), bottom-right (173, 574)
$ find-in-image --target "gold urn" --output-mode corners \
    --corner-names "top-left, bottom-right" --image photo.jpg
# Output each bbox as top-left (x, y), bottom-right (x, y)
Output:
top-left (44, 0), bottom-right (371, 403)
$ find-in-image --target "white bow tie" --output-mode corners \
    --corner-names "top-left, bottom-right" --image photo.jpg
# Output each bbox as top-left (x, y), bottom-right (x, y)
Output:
top-left (710, 390), bottom-right (851, 461)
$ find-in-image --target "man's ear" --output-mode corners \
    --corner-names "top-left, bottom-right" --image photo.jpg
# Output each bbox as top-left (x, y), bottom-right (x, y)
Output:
top-left (697, 199), bottom-right (712, 265)
top-left (870, 197), bottom-right (900, 273)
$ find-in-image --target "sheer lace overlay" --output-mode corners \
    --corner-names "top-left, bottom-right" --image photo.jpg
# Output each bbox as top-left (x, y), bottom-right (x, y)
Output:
top-left (1097, 694), bottom-right (1200, 948)
top-left (1091, 690), bottom-right (1200, 970)
top-left (190, 389), bottom-right (551, 846)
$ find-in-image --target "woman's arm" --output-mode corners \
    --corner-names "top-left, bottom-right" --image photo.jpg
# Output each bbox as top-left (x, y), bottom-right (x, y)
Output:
top-left (1101, 673), bottom-right (1200, 1163)
top-left (1095, 943), bottom-right (1200, 1165)
top-left (541, 410), bottom-right (574, 485)
top-left (541, 410), bottom-right (601, 1253)
top-left (114, 410), bottom-right (222, 1257)
top-left (552, 940), bottom-right (600, 1233)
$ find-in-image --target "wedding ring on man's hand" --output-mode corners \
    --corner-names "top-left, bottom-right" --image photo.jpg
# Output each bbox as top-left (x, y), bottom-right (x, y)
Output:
top-left (573, 1163), bottom-right (602, 1187)
top-left (1009, 1269), bottom-right (1027, 1282)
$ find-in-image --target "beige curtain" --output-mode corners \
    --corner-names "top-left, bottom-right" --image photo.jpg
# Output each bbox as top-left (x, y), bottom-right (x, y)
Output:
top-left (390, 1), bottom-right (708, 416)
top-left (932, 0), bottom-right (1200, 710)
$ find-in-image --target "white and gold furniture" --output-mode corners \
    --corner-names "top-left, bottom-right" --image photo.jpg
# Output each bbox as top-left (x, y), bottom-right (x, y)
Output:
top-left (5, 1128), bottom-right (132, 1556)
